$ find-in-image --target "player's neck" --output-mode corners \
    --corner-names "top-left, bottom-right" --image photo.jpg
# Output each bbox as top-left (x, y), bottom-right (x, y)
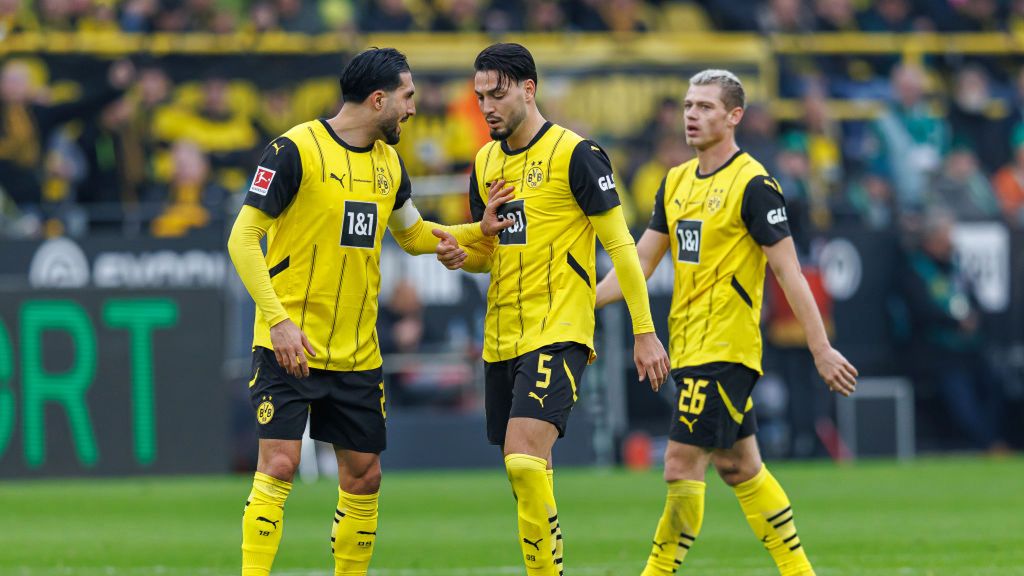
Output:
top-left (506, 110), bottom-right (548, 151)
top-left (325, 108), bottom-right (378, 149)
top-left (696, 139), bottom-right (740, 176)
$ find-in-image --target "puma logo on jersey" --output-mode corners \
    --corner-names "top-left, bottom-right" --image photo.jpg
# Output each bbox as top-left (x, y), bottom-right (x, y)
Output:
top-left (523, 537), bottom-right (542, 550)
top-left (653, 540), bottom-right (667, 551)
top-left (598, 174), bottom-right (616, 192)
top-left (767, 207), bottom-right (788, 225)
top-left (330, 173), bottom-right (346, 188)
top-left (271, 141), bottom-right (286, 155)
top-left (673, 198), bottom-right (682, 208)
top-left (528, 392), bottom-right (549, 408)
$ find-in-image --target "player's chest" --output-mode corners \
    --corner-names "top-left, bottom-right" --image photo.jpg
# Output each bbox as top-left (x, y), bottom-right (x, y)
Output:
top-left (298, 155), bottom-right (397, 249)
top-left (665, 179), bottom-right (742, 265)
top-left (483, 169), bottom-right (579, 248)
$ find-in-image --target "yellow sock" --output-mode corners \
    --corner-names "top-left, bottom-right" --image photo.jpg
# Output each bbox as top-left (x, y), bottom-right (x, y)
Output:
top-left (546, 469), bottom-right (563, 576)
top-left (241, 471), bottom-right (291, 576)
top-left (332, 488), bottom-right (379, 576)
top-left (506, 454), bottom-right (558, 576)
top-left (641, 480), bottom-right (705, 576)
top-left (734, 466), bottom-right (815, 576)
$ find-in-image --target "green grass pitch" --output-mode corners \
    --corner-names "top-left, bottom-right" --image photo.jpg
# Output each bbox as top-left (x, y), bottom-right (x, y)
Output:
top-left (5, 456), bottom-right (1024, 575)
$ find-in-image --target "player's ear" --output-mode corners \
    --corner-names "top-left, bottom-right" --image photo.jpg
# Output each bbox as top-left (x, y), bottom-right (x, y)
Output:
top-left (523, 79), bottom-right (536, 103)
top-left (727, 106), bottom-right (744, 128)
top-left (372, 90), bottom-right (386, 111)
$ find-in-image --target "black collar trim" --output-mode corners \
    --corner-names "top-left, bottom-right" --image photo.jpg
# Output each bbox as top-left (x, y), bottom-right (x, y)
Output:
top-left (318, 118), bottom-right (374, 153)
top-left (695, 149), bottom-right (744, 179)
top-left (500, 121), bottom-right (553, 155)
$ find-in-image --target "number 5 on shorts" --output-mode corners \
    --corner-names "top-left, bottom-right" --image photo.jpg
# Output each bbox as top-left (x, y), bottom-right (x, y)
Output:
top-left (536, 354), bottom-right (553, 388)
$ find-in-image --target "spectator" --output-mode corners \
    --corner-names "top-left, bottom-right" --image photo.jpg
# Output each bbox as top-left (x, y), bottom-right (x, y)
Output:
top-left (870, 63), bottom-right (948, 212)
top-left (737, 103), bottom-right (779, 175)
top-left (845, 170), bottom-right (896, 230)
top-left (759, 0), bottom-right (813, 33)
top-left (927, 144), bottom-right (1001, 221)
top-left (275, 0), bottom-right (322, 32)
top-left (524, 0), bottom-right (565, 32)
top-left (0, 59), bottom-right (132, 208)
top-left (432, 0), bottom-right (483, 32)
top-left (859, 0), bottom-right (916, 32)
top-left (629, 134), bottom-right (692, 224)
top-left (991, 124), bottom-right (1024, 227)
top-left (899, 210), bottom-right (1009, 452)
top-left (948, 65), bottom-right (1012, 174)
top-left (360, 0), bottom-right (416, 32)
top-left (147, 139), bottom-right (227, 237)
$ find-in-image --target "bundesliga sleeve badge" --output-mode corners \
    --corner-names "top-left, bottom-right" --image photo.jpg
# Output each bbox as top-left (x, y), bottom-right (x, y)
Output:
top-left (250, 166), bottom-right (276, 196)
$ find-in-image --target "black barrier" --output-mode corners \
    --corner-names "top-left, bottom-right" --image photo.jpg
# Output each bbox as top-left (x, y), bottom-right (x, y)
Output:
top-left (0, 289), bottom-right (227, 478)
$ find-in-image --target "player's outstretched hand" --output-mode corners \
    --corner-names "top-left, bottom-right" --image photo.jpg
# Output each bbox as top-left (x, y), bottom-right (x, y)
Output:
top-left (269, 318), bottom-right (316, 378)
top-left (479, 179), bottom-right (516, 237)
top-left (634, 331), bottom-right (671, 392)
top-left (813, 346), bottom-right (857, 397)
top-left (433, 229), bottom-right (467, 270)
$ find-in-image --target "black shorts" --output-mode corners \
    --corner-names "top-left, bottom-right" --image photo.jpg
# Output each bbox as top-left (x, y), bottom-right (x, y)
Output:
top-left (668, 362), bottom-right (759, 449)
top-left (484, 341), bottom-right (590, 446)
top-left (248, 346), bottom-right (387, 453)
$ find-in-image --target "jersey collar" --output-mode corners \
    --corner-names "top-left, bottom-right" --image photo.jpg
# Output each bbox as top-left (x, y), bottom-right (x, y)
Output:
top-left (500, 121), bottom-right (553, 156)
top-left (318, 118), bottom-right (374, 153)
top-left (695, 148), bottom-right (745, 179)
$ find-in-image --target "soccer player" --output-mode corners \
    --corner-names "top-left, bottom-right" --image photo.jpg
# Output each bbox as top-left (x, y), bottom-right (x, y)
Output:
top-left (227, 48), bottom-right (511, 576)
top-left (434, 43), bottom-right (671, 576)
top-left (595, 70), bottom-right (858, 575)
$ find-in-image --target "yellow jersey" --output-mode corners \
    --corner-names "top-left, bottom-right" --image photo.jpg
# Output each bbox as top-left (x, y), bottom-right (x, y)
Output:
top-left (648, 150), bottom-right (790, 374)
top-left (242, 119), bottom-right (410, 371)
top-left (469, 122), bottom-right (623, 363)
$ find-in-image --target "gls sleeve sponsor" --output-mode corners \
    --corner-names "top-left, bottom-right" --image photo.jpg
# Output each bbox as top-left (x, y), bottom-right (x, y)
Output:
top-left (568, 139), bottom-right (622, 215)
top-left (243, 136), bottom-right (303, 218)
top-left (741, 174), bottom-right (791, 246)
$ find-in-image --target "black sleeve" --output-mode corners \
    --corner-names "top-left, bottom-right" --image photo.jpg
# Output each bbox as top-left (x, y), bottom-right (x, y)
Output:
top-left (469, 164), bottom-right (485, 221)
top-left (741, 175), bottom-right (791, 246)
top-left (243, 136), bottom-right (302, 218)
top-left (568, 139), bottom-right (621, 215)
top-left (394, 154), bottom-right (412, 210)
top-left (647, 177), bottom-right (669, 233)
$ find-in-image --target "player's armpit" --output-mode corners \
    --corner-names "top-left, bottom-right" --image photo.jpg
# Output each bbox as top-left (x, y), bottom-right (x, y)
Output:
top-left (227, 205), bottom-right (289, 326)
top-left (388, 201), bottom-right (486, 255)
top-left (589, 206), bottom-right (655, 334)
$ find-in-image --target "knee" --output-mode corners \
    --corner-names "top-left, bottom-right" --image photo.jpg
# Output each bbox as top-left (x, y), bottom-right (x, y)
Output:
top-left (663, 451), bottom-right (705, 483)
top-left (344, 461), bottom-right (382, 494)
top-left (714, 458), bottom-right (759, 487)
top-left (259, 452), bottom-right (300, 483)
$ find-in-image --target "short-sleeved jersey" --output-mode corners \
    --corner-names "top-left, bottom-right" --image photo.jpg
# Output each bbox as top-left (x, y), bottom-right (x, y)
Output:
top-left (469, 122), bottom-right (620, 363)
top-left (243, 119), bottom-right (411, 371)
top-left (648, 150), bottom-right (790, 374)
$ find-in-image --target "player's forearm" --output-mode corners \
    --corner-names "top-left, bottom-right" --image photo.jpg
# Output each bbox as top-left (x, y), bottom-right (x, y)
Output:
top-left (462, 237), bottom-right (495, 273)
top-left (773, 257), bottom-right (831, 354)
top-left (227, 206), bottom-right (289, 327)
top-left (590, 207), bottom-right (655, 333)
top-left (595, 270), bottom-right (624, 308)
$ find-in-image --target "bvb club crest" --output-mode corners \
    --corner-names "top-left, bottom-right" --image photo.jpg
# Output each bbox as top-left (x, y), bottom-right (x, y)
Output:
top-left (257, 396), bottom-right (275, 424)
top-left (526, 161), bottom-right (544, 189)
top-left (706, 189), bottom-right (725, 214)
top-left (376, 168), bottom-right (391, 196)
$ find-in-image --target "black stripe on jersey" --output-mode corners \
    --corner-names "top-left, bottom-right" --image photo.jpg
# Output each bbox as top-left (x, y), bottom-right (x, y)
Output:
top-left (542, 245), bottom-right (553, 332)
top-left (482, 142), bottom-right (498, 182)
top-left (700, 266), bottom-right (718, 351)
top-left (731, 276), bottom-right (753, 308)
top-left (546, 129), bottom-right (567, 181)
top-left (383, 154), bottom-right (395, 191)
top-left (344, 149), bottom-right (353, 191)
top-left (495, 249), bottom-right (502, 358)
top-left (324, 253), bottom-right (348, 367)
top-left (306, 126), bottom-right (326, 182)
top-left (352, 253), bottom-right (372, 370)
top-left (516, 253), bottom-right (525, 357)
top-left (300, 244), bottom-right (317, 330)
top-left (519, 149), bottom-right (531, 191)
top-left (500, 153), bottom-right (508, 181)
top-left (566, 252), bottom-right (590, 286)
top-left (268, 256), bottom-right (290, 279)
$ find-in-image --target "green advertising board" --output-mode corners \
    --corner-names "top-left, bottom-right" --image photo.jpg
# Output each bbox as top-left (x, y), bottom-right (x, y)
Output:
top-left (0, 290), bottom-right (227, 477)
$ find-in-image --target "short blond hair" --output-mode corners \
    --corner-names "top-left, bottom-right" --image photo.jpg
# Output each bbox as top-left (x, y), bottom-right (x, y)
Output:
top-left (689, 69), bottom-right (745, 111)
